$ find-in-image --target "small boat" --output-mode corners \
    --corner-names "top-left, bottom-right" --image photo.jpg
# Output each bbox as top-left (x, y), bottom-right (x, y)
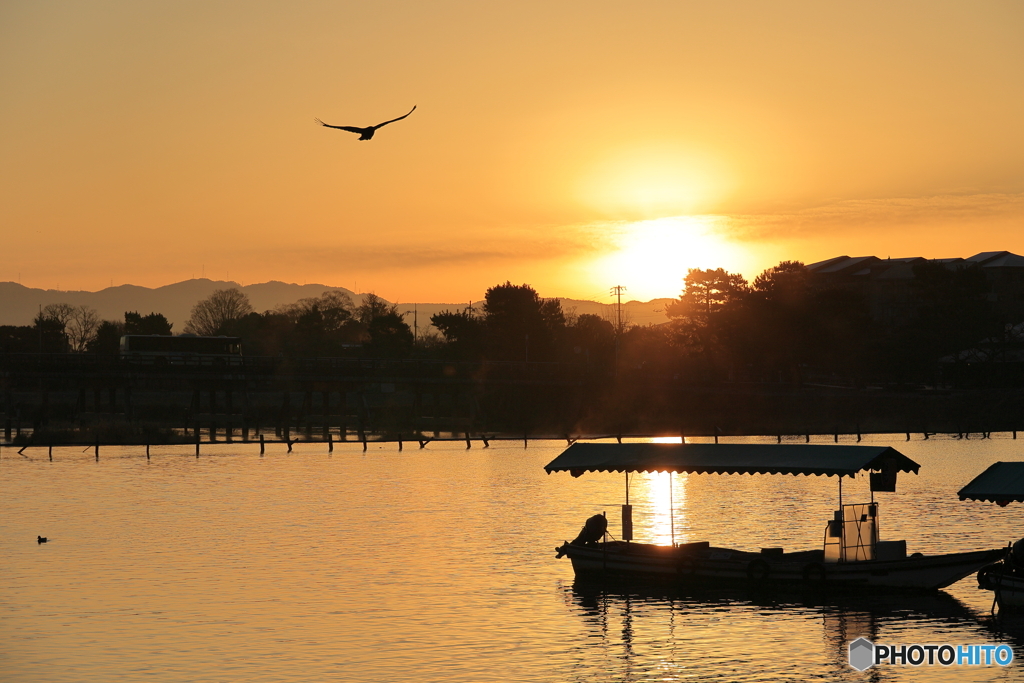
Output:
top-left (958, 461), bottom-right (1024, 608)
top-left (546, 442), bottom-right (1003, 591)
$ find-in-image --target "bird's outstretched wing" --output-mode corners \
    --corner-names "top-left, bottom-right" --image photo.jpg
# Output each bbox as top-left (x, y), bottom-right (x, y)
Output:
top-left (314, 118), bottom-right (366, 134)
top-left (371, 106), bottom-right (417, 130)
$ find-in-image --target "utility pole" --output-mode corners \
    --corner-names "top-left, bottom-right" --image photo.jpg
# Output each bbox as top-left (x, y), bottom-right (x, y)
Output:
top-left (610, 285), bottom-right (627, 336)
top-left (610, 285), bottom-right (626, 375)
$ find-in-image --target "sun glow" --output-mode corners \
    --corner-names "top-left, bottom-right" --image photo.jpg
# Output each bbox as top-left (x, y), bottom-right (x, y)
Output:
top-left (591, 216), bottom-right (753, 301)
top-left (575, 143), bottom-right (731, 217)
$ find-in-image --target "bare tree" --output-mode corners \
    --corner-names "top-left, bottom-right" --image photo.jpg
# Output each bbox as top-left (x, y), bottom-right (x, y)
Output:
top-left (184, 288), bottom-right (254, 336)
top-left (67, 305), bottom-right (100, 352)
top-left (37, 302), bottom-right (76, 331)
top-left (35, 303), bottom-right (98, 352)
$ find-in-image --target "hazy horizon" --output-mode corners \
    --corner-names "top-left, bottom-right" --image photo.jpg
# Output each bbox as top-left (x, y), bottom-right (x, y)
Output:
top-left (0, 276), bottom-right (674, 330)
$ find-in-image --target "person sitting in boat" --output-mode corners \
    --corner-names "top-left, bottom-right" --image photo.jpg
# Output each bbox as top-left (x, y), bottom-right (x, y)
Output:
top-left (570, 514), bottom-right (607, 546)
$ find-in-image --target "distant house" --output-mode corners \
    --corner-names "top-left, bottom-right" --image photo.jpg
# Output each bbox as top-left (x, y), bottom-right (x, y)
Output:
top-left (964, 252), bottom-right (1024, 322)
top-left (805, 251), bottom-right (1024, 326)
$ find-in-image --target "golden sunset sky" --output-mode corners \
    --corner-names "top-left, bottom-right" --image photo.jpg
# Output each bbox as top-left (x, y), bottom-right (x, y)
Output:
top-left (2, 1), bottom-right (1022, 304)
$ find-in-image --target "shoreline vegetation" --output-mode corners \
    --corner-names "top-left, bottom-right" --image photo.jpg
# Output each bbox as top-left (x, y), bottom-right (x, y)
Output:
top-left (4, 262), bottom-right (1024, 448)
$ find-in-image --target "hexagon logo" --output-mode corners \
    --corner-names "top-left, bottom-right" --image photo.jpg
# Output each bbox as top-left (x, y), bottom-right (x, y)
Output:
top-left (849, 637), bottom-right (875, 671)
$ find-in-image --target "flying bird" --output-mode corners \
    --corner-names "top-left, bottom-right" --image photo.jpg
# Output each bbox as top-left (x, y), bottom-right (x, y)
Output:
top-left (315, 106), bottom-right (417, 141)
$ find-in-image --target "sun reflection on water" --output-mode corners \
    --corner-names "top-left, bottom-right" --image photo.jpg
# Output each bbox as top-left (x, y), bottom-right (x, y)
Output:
top-left (637, 470), bottom-right (689, 546)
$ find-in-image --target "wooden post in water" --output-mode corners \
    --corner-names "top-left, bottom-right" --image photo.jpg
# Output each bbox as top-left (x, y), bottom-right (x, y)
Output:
top-left (95, 437), bottom-right (99, 461)
top-left (398, 435), bottom-right (403, 451)
top-left (482, 435), bottom-right (490, 448)
top-left (49, 444), bottom-right (52, 461)
top-left (466, 432), bottom-right (472, 449)
top-left (328, 432), bottom-right (334, 453)
top-left (146, 443), bottom-right (150, 459)
top-left (259, 433), bottom-right (265, 456)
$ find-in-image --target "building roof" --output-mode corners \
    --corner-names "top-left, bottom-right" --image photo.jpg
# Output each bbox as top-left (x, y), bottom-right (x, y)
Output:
top-left (966, 252), bottom-right (1024, 268)
top-left (806, 256), bottom-right (880, 276)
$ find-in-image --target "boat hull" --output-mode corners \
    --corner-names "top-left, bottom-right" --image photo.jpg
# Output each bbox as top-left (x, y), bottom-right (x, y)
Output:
top-left (977, 562), bottom-right (1024, 608)
top-left (557, 541), bottom-right (1003, 591)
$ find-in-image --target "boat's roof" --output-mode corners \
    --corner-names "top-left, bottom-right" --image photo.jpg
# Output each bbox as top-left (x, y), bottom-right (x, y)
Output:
top-left (543, 442), bottom-right (920, 477)
top-left (958, 462), bottom-right (1024, 502)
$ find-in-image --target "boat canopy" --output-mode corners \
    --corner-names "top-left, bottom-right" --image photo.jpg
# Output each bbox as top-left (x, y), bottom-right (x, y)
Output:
top-left (958, 462), bottom-right (1024, 503)
top-left (543, 443), bottom-right (920, 477)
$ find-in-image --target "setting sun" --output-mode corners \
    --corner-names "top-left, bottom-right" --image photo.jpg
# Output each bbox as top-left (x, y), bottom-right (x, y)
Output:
top-left (590, 216), bottom-right (755, 301)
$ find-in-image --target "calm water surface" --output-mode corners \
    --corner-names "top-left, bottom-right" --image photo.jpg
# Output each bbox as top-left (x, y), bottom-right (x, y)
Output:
top-left (4, 435), bottom-right (1024, 682)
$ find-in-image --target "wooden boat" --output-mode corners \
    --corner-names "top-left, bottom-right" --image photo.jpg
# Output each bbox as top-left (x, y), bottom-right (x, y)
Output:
top-left (958, 461), bottom-right (1024, 607)
top-left (546, 443), bottom-right (1003, 591)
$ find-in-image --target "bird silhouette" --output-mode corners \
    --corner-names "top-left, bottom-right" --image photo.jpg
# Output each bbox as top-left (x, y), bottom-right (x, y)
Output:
top-left (37, 536), bottom-right (48, 543)
top-left (315, 106), bottom-right (416, 140)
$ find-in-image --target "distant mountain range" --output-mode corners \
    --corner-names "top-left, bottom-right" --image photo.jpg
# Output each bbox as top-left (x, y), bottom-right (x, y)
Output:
top-left (0, 279), bottom-right (673, 332)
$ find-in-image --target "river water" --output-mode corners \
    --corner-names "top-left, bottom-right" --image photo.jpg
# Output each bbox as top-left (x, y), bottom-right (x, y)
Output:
top-left (3, 434), bottom-right (1024, 682)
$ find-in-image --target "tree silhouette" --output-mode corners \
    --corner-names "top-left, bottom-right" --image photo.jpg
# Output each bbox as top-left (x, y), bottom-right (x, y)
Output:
top-left (184, 288), bottom-right (254, 336)
top-left (665, 268), bottom-right (749, 378)
top-left (665, 268), bottom-right (749, 324)
top-left (88, 320), bottom-right (125, 354)
top-left (34, 303), bottom-right (99, 352)
top-left (431, 309), bottom-right (485, 358)
top-left (125, 311), bottom-right (172, 335)
top-left (483, 282), bottom-right (565, 361)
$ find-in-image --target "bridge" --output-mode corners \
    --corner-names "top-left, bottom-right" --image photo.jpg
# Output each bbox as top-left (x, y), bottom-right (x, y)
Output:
top-left (0, 354), bottom-right (596, 444)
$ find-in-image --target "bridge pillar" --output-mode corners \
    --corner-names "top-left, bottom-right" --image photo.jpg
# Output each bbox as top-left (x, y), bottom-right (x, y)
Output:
top-left (303, 391), bottom-right (313, 439)
top-left (322, 391), bottom-right (331, 440)
top-left (225, 390), bottom-right (233, 442)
